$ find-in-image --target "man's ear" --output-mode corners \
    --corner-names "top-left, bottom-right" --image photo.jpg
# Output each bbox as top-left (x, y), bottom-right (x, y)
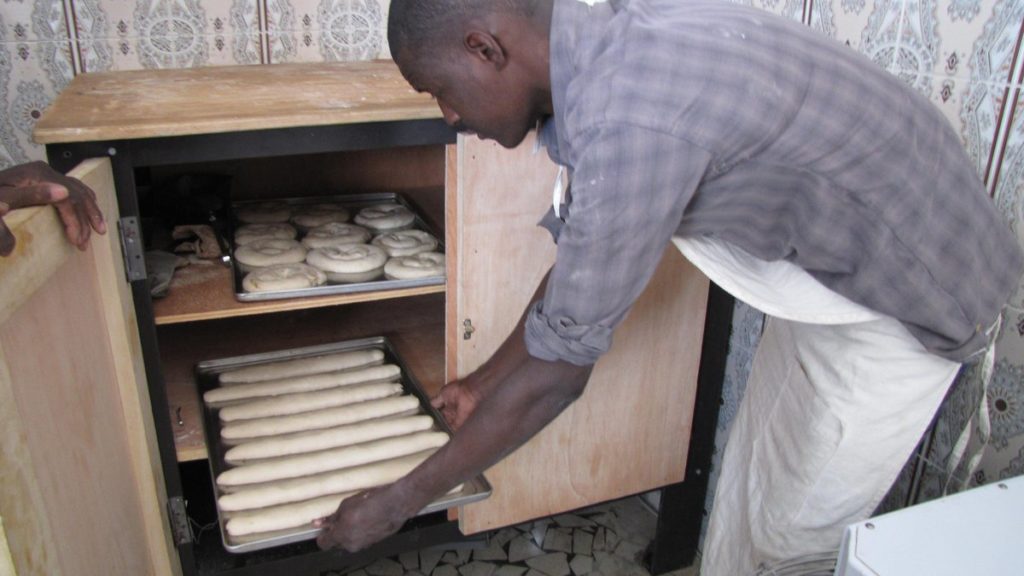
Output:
top-left (464, 30), bottom-right (508, 70)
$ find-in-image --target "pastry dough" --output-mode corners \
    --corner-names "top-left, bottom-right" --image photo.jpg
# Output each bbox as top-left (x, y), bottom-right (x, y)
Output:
top-left (235, 201), bottom-right (291, 224)
top-left (371, 230), bottom-right (438, 257)
top-left (384, 252), bottom-right (446, 280)
top-left (217, 431), bottom-right (449, 487)
top-left (291, 203), bottom-right (350, 231)
top-left (234, 223), bottom-right (297, 246)
top-left (306, 244), bottom-right (388, 283)
top-left (206, 363), bottom-right (401, 406)
top-left (219, 394), bottom-right (422, 441)
top-left (223, 414), bottom-right (435, 463)
top-left (241, 263), bottom-right (327, 293)
top-left (219, 349), bottom-right (384, 384)
top-left (218, 381), bottom-right (403, 422)
top-left (217, 451), bottom-right (433, 512)
top-left (234, 238), bottom-right (307, 273)
top-left (301, 222), bottom-right (372, 249)
top-left (354, 203), bottom-right (415, 232)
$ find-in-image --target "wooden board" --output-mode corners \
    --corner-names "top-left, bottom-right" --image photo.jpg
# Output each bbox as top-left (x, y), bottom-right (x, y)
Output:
top-left (0, 159), bottom-right (179, 575)
top-left (158, 294), bottom-right (445, 461)
top-left (449, 135), bottom-right (710, 533)
top-left (34, 61), bottom-right (441, 144)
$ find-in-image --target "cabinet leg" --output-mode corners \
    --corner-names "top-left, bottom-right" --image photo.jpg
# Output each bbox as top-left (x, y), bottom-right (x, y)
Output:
top-left (646, 284), bottom-right (733, 574)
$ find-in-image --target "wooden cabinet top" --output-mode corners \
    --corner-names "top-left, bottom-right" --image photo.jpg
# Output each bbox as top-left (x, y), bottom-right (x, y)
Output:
top-left (35, 60), bottom-right (441, 144)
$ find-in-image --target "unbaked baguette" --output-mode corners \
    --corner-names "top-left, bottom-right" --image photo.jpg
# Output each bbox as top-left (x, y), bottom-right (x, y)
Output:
top-left (225, 492), bottom-right (357, 536)
top-left (224, 482), bottom-right (467, 538)
top-left (218, 382), bottom-right (403, 422)
top-left (224, 414), bottom-right (436, 464)
top-left (217, 431), bottom-right (449, 487)
top-left (220, 395), bottom-right (422, 441)
top-left (218, 349), bottom-right (384, 384)
top-left (205, 364), bottom-right (401, 406)
top-left (217, 451), bottom-right (433, 512)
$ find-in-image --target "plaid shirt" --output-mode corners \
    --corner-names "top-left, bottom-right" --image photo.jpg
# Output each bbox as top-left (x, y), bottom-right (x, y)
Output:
top-left (524, 0), bottom-right (1023, 364)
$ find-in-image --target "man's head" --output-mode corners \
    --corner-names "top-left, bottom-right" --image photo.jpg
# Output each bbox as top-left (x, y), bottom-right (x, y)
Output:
top-left (388, 0), bottom-right (554, 148)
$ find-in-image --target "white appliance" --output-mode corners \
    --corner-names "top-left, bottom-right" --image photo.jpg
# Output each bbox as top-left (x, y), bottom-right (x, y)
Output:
top-left (834, 474), bottom-right (1024, 575)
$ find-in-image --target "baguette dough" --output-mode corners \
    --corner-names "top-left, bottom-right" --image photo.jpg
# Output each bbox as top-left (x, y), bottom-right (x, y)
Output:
top-left (224, 414), bottom-right (435, 463)
top-left (218, 381), bottom-right (403, 422)
top-left (219, 394), bottom-right (422, 441)
top-left (217, 430), bottom-right (449, 486)
top-left (225, 492), bottom-right (357, 536)
top-left (217, 451), bottom-right (433, 512)
top-left (219, 349), bottom-right (384, 384)
top-left (207, 363), bottom-right (400, 406)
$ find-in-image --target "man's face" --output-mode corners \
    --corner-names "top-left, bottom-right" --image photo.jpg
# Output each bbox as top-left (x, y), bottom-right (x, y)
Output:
top-left (398, 50), bottom-right (538, 149)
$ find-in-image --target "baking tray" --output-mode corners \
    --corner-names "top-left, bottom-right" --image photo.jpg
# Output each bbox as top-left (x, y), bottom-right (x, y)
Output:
top-left (230, 193), bottom-right (445, 302)
top-left (196, 336), bottom-right (491, 553)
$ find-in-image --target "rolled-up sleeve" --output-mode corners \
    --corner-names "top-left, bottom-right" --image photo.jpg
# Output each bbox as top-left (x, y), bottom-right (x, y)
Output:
top-left (524, 122), bottom-right (712, 365)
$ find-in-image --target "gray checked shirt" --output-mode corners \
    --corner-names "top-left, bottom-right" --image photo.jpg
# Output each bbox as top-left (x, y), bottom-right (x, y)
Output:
top-left (524, 0), bottom-right (1024, 365)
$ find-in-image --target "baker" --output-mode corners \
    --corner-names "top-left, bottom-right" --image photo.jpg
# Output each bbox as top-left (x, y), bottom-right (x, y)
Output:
top-left (0, 161), bottom-right (105, 256)
top-left (315, 0), bottom-right (1024, 573)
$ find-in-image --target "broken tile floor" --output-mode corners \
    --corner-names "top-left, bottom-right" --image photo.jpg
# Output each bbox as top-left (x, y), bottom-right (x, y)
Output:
top-left (326, 496), bottom-right (699, 576)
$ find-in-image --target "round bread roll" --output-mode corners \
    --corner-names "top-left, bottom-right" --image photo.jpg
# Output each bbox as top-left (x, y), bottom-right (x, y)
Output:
top-left (234, 223), bottom-right (297, 246)
top-left (234, 238), bottom-right (307, 273)
top-left (241, 263), bottom-right (326, 293)
top-left (301, 222), bottom-right (372, 249)
top-left (235, 202), bottom-right (291, 224)
top-left (371, 230), bottom-right (438, 257)
top-left (291, 203), bottom-right (350, 231)
top-left (307, 244), bottom-right (387, 283)
top-left (353, 203), bottom-right (415, 232)
top-left (384, 251), bottom-right (446, 280)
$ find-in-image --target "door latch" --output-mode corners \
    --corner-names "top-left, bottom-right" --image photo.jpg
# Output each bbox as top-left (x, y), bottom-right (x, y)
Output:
top-left (463, 319), bottom-right (475, 340)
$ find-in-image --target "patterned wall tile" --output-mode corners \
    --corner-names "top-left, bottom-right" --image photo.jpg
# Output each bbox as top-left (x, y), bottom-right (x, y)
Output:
top-left (1, 38), bottom-right (71, 166)
top-left (810, 0), bottom-right (901, 71)
top-left (725, 0), bottom-right (808, 23)
top-left (958, 0), bottom-right (1024, 190)
top-left (268, 0), bottom-right (388, 61)
top-left (992, 90), bottom-right (1024, 313)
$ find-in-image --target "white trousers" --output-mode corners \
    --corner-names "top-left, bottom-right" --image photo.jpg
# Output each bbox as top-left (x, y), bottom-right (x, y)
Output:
top-left (700, 315), bottom-right (960, 576)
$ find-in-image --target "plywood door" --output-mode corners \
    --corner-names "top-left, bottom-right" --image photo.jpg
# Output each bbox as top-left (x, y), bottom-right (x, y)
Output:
top-left (0, 158), bottom-right (180, 575)
top-left (448, 135), bottom-right (710, 533)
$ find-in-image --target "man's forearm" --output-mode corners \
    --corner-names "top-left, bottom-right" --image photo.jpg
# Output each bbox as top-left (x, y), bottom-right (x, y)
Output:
top-left (390, 318), bottom-right (592, 516)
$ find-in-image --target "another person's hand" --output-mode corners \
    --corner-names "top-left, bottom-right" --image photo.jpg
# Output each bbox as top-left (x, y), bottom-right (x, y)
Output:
top-left (0, 161), bottom-right (106, 256)
top-left (431, 379), bottom-right (481, 431)
top-left (314, 485), bottom-right (413, 552)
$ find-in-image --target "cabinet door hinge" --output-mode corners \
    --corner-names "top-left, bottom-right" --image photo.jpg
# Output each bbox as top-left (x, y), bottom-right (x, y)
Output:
top-left (117, 216), bottom-right (147, 282)
top-left (167, 496), bottom-right (193, 546)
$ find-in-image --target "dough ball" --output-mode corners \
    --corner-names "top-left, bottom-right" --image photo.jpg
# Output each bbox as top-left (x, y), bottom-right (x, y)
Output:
top-left (307, 244), bottom-right (388, 283)
top-left (235, 201), bottom-right (292, 224)
top-left (353, 203), bottom-right (416, 233)
top-left (371, 229), bottom-right (438, 257)
top-left (301, 222), bottom-right (372, 249)
top-left (242, 263), bottom-right (327, 292)
top-left (235, 223), bottom-right (298, 246)
top-left (384, 251), bottom-right (445, 280)
top-left (234, 238), bottom-right (307, 273)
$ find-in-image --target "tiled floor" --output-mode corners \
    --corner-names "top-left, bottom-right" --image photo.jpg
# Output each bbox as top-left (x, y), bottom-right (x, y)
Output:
top-left (326, 496), bottom-right (699, 576)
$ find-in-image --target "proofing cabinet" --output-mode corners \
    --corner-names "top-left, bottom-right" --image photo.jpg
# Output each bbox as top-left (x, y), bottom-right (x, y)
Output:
top-left (0, 61), bottom-right (730, 576)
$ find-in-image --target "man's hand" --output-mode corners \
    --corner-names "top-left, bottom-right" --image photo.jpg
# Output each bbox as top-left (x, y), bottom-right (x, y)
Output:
top-left (0, 161), bottom-right (106, 256)
top-left (431, 380), bottom-right (481, 431)
top-left (314, 485), bottom-right (414, 552)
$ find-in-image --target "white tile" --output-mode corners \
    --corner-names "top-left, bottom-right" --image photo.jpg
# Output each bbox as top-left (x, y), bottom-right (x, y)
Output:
top-left (810, 0), bottom-right (901, 70)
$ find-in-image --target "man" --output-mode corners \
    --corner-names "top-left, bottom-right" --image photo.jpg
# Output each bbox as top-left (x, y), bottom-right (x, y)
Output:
top-left (315, 0), bottom-right (1024, 573)
top-left (0, 160), bottom-right (105, 255)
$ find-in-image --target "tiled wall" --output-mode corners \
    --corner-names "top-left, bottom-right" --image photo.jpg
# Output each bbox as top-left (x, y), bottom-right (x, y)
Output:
top-left (1, 0), bottom-right (1022, 530)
